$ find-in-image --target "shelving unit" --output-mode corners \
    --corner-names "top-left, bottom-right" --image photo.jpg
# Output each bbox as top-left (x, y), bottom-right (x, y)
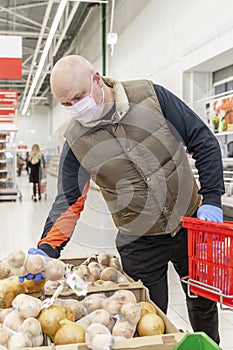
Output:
top-left (189, 156), bottom-right (233, 220)
top-left (0, 132), bottom-right (17, 201)
top-left (46, 153), bottom-right (60, 177)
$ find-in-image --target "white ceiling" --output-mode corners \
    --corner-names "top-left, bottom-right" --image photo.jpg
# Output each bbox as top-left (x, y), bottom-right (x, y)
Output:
top-left (0, 0), bottom-right (103, 113)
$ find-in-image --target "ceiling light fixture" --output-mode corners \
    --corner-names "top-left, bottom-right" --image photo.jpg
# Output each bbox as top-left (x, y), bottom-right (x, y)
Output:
top-left (68, 0), bottom-right (108, 3)
top-left (21, 0), bottom-right (68, 116)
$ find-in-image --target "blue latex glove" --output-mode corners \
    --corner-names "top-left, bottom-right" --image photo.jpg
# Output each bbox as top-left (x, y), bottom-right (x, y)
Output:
top-left (197, 204), bottom-right (223, 223)
top-left (18, 248), bottom-right (48, 283)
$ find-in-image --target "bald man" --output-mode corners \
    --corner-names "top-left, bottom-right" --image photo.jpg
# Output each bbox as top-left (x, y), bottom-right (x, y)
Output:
top-left (50, 55), bottom-right (114, 122)
top-left (37, 55), bottom-right (224, 344)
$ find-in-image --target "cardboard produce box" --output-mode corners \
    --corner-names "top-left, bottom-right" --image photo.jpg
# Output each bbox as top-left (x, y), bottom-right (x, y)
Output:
top-left (44, 256), bottom-right (144, 297)
top-left (46, 285), bottom-right (184, 350)
top-left (55, 333), bottom-right (185, 350)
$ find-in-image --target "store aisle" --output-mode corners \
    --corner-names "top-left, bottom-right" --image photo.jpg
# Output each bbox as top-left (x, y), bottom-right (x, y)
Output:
top-left (0, 172), bottom-right (48, 259)
top-left (0, 173), bottom-right (233, 349)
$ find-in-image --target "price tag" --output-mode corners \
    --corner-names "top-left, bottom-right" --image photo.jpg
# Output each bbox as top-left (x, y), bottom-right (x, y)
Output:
top-left (66, 272), bottom-right (88, 296)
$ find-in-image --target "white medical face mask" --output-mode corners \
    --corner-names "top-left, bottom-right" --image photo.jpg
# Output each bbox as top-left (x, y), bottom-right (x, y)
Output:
top-left (66, 78), bottom-right (105, 125)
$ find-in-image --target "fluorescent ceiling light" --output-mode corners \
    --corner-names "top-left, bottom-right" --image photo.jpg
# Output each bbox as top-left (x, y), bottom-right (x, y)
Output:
top-left (22, 0), bottom-right (68, 116)
top-left (69, 0), bottom-right (108, 3)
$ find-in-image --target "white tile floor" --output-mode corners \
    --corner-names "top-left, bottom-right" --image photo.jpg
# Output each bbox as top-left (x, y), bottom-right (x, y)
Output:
top-left (1, 173), bottom-right (233, 349)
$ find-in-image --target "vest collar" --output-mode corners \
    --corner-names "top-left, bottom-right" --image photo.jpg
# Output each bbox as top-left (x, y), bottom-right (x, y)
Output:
top-left (103, 76), bottom-right (130, 120)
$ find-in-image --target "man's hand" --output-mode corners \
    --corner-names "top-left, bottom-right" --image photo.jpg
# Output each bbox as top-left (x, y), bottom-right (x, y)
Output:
top-left (18, 248), bottom-right (48, 283)
top-left (197, 204), bottom-right (223, 223)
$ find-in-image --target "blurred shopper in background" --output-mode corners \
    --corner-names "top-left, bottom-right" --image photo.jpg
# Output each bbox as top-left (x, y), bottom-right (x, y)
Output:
top-left (16, 153), bottom-right (25, 177)
top-left (27, 144), bottom-right (43, 202)
top-left (25, 151), bottom-right (30, 175)
top-left (28, 55), bottom-right (224, 344)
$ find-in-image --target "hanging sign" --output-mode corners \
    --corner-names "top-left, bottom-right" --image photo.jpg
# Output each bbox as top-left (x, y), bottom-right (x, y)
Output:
top-left (0, 36), bottom-right (22, 79)
top-left (0, 108), bottom-right (16, 117)
top-left (0, 90), bottom-right (18, 105)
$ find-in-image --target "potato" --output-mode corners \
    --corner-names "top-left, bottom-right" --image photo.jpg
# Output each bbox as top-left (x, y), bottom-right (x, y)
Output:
top-left (12, 294), bottom-right (42, 318)
top-left (109, 257), bottom-right (122, 271)
top-left (7, 250), bottom-right (25, 269)
top-left (76, 265), bottom-right (90, 279)
top-left (31, 333), bottom-right (44, 347)
top-left (113, 290), bottom-right (137, 304)
top-left (10, 266), bottom-right (28, 277)
top-left (8, 332), bottom-right (32, 349)
top-left (102, 298), bottom-right (122, 315)
top-left (83, 294), bottom-right (106, 314)
top-left (91, 334), bottom-right (114, 350)
top-left (85, 323), bottom-right (110, 348)
top-left (76, 317), bottom-right (90, 330)
top-left (97, 253), bottom-right (111, 266)
top-left (100, 267), bottom-right (119, 282)
top-left (22, 317), bottom-right (42, 337)
top-left (88, 262), bottom-right (101, 281)
top-left (0, 260), bottom-right (11, 278)
top-left (25, 254), bottom-right (46, 275)
top-left (0, 325), bottom-right (8, 346)
top-left (3, 310), bottom-right (24, 332)
top-left (0, 308), bottom-right (12, 323)
top-left (88, 309), bottom-right (111, 326)
top-left (44, 259), bottom-right (66, 281)
top-left (120, 302), bottom-right (141, 324)
top-left (112, 320), bottom-right (135, 338)
top-left (63, 299), bottom-right (85, 320)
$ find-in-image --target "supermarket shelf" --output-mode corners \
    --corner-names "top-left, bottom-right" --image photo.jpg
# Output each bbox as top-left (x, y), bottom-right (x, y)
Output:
top-left (46, 154), bottom-right (60, 177)
top-left (0, 191), bottom-right (17, 200)
top-left (0, 131), bottom-right (17, 201)
top-left (222, 195), bottom-right (233, 220)
top-left (214, 131), bottom-right (233, 137)
top-left (47, 168), bottom-right (58, 177)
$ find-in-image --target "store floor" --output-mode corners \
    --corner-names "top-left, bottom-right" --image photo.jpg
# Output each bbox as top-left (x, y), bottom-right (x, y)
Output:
top-left (1, 173), bottom-right (233, 349)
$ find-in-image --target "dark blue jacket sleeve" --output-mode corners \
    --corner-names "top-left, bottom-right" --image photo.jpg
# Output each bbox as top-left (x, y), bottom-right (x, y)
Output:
top-left (154, 84), bottom-right (225, 207)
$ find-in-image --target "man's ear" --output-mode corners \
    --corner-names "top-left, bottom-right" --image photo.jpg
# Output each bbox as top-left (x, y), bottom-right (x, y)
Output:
top-left (94, 72), bottom-right (103, 87)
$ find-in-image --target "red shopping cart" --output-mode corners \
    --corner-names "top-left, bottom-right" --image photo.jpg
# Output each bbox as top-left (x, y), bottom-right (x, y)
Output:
top-left (181, 217), bottom-right (233, 309)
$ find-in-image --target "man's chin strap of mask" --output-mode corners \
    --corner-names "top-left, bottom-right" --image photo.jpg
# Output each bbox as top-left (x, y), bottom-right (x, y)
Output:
top-left (66, 77), bottom-right (105, 127)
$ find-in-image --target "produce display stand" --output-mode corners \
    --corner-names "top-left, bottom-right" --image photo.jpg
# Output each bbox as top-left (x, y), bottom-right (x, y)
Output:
top-left (0, 254), bottom-right (185, 350)
top-left (45, 284), bottom-right (184, 350)
top-left (181, 217), bottom-right (233, 309)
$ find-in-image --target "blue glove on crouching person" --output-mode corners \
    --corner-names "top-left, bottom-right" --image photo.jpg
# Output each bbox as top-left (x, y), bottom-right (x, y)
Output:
top-left (18, 248), bottom-right (48, 283)
top-left (197, 204), bottom-right (223, 223)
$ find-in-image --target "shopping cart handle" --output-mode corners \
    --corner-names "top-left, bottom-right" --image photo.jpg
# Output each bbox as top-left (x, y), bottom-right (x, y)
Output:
top-left (180, 216), bottom-right (233, 230)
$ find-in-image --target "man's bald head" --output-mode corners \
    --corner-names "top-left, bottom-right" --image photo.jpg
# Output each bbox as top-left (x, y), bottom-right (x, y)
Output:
top-left (50, 55), bottom-right (95, 103)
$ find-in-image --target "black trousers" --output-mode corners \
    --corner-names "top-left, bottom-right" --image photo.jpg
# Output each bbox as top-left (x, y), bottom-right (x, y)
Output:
top-left (116, 227), bottom-right (220, 344)
top-left (33, 182), bottom-right (41, 197)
